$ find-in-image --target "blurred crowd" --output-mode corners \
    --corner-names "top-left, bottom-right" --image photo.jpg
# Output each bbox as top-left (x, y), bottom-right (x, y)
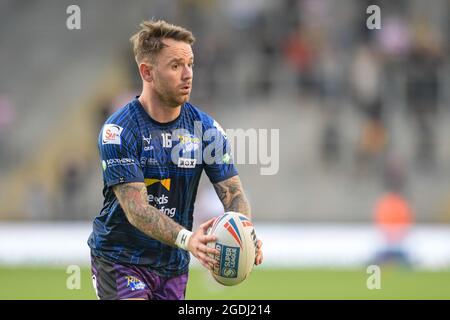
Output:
top-left (0, 0), bottom-right (449, 222)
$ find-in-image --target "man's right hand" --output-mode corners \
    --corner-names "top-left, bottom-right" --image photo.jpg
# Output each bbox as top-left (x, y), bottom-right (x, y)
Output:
top-left (187, 218), bottom-right (220, 271)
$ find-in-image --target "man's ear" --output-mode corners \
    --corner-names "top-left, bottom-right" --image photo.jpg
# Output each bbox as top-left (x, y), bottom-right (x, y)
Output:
top-left (139, 63), bottom-right (153, 82)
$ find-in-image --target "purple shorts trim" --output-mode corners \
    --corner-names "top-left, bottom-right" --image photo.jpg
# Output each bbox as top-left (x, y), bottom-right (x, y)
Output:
top-left (91, 254), bottom-right (188, 300)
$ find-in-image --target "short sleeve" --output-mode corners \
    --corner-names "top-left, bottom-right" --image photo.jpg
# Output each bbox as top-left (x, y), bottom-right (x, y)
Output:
top-left (203, 120), bottom-right (238, 184)
top-left (99, 123), bottom-right (144, 187)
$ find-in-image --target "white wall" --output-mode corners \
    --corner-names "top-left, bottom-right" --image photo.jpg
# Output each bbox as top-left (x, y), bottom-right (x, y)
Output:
top-left (0, 222), bottom-right (449, 270)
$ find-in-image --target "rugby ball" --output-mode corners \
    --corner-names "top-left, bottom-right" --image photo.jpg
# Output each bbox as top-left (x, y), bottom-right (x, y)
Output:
top-left (207, 211), bottom-right (258, 286)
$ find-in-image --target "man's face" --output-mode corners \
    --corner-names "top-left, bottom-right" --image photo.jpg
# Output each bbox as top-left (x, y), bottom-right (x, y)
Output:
top-left (149, 38), bottom-right (194, 108)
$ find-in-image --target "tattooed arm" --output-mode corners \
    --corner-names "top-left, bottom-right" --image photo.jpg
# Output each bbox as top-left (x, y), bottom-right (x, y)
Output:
top-left (213, 175), bottom-right (263, 265)
top-left (113, 182), bottom-right (218, 269)
top-left (213, 175), bottom-right (252, 219)
top-left (113, 182), bottom-right (182, 246)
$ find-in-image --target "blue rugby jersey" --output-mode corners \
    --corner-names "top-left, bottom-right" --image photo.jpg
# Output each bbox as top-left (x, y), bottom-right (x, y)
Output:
top-left (87, 97), bottom-right (237, 277)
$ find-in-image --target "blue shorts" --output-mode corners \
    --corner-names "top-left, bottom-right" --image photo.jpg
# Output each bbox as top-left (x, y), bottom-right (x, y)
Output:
top-left (90, 254), bottom-right (189, 300)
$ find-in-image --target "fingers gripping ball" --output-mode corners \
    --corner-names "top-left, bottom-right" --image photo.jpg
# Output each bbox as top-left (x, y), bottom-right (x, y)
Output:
top-left (207, 212), bottom-right (258, 286)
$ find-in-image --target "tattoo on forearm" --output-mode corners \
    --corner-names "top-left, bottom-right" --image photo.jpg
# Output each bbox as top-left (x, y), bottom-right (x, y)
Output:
top-left (113, 182), bottom-right (182, 247)
top-left (213, 176), bottom-right (251, 218)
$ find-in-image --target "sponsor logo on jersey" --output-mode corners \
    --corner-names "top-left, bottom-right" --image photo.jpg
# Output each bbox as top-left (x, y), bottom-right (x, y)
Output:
top-left (145, 178), bottom-right (176, 217)
top-left (125, 276), bottom-right (146, 291)
top-left (105, 158), bottom-right (136, 167)
top-left (140, 157), bottom-right (159, 167)
top-left (178, 157), bottom-right (196, 168)
top-left (102, 124), bottom-right (123, 145)
top-left (148, 194), bottom-right (168, 205)
top-left (157, 206), bottom-right (176, 217)
top-left (144, 178), bottom-right (171, 191)
top-left (147, 194), bottom-right (176, 217)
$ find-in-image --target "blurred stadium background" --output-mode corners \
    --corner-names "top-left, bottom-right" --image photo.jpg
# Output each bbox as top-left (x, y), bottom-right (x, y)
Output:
top-left (1, 0), bottom-right (450, 299)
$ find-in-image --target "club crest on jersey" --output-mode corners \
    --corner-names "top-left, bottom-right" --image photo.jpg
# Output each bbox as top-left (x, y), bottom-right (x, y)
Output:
top-left (102, 124), bottom-right (123, 145)
top-left (177, 134), bottom-right (200, 154)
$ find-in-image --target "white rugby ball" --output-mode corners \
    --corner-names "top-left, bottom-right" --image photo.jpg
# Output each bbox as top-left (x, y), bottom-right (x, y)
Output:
top-left (207, 211), bottom-right (257, 286)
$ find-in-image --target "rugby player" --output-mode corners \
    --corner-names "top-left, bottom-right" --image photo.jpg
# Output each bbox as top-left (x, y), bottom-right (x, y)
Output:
top-left (87, 20), bottom-right (263, 300)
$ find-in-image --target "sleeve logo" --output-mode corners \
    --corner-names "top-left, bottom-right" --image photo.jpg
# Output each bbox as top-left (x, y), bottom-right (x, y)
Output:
top-left (102, 124), bottom-right (123, 145)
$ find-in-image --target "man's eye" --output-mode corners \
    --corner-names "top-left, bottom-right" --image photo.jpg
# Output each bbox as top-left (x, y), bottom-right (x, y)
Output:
top-left (172, 64), bottom-right (179, 69)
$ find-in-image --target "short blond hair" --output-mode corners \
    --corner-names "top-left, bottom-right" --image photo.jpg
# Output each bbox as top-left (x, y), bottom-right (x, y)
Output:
top-left (130, 19), bottom-right (195, 64)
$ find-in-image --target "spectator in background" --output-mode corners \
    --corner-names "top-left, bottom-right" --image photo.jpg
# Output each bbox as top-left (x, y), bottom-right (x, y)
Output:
top-left (95, 97), bottom-right (115, 131)
top-left (373, 192), bottom-right (414, 267)
top-left (0, 95), bottom-right (16, 167)
top-left (250, 12), bottom-right (279, 98)
top-left (283, 26), bottom-right (318, 97)
top-left (318, 44), bottom-right (344, 168)
top-left (319, 111), bottom-right (341, 168)
top-left (406, 19), bottom-right (443, 171)
top-left (59, 159), bottom-right (84, 219)
top-left (372, 153), bottom-right (414, 267)
top-left (350, 43), bottom-right (387, 174)
top-left (26, 181), bottom-right (50, 220)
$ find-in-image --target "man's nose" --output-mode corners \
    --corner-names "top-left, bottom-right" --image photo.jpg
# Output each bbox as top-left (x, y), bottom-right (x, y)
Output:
top-left (182, 65), bottom-right (193, 80)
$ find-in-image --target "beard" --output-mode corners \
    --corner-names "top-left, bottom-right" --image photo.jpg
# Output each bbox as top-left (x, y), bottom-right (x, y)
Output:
top-left (154, 81), bottom-right (190, 108)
